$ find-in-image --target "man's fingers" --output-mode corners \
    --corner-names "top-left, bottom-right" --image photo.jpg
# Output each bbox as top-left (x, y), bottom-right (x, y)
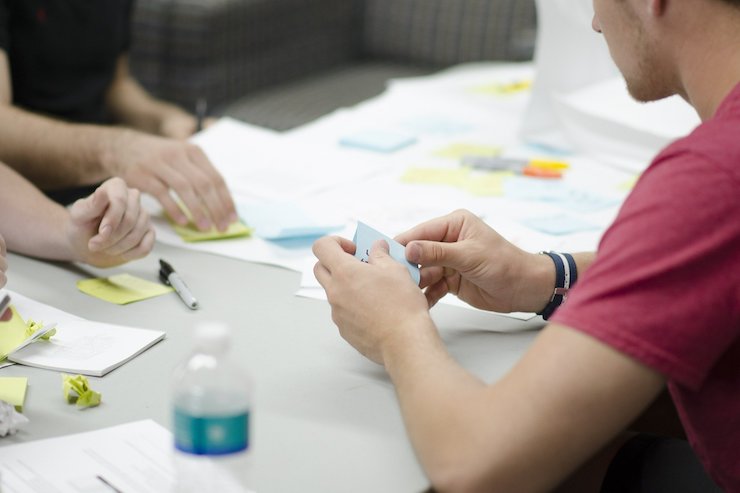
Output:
top-left (312, 236), bottom-right (357, 273)
top-left (115, 227), bottom-right (156, 263)
top-left (187, 145), bottom-right (237, 229)
top-left (97, 207), bottom-right (151, 257)
top-left (424, 279), bottom-right (451, 308)
top-left (395, 209), bottom-right (469, 246)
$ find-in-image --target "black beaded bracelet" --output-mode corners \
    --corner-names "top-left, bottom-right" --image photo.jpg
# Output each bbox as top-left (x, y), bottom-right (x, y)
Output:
top-left (537, 251), bottom-right (578, 320)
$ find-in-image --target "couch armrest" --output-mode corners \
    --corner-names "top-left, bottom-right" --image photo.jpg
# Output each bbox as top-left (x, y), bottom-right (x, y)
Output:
top-left (361, 0), bottom-right (537, 66)
top-left (130, 0), bottom-right (360, 110)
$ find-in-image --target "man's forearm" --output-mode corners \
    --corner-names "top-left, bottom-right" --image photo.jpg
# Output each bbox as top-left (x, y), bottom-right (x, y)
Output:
top-left (0, 104), bottom-right (118, 189)
top-left (0, 163), bottom-right (73, 259)
top-left (105, 56), bottom-right (191, 136)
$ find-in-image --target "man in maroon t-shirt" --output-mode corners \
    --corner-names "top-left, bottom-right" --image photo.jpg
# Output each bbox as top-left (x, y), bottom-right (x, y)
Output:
top-left (312, 0), bottom-right (740, 491)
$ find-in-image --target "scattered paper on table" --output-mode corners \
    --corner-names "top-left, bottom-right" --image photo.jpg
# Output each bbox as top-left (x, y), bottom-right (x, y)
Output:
top-left (521, 214), bottom-right (600, 236)
top-left (340, 130), bottom-right (416, 153)
top-left (238, 202), bottom-right (341, 240)
top-left (433, 143), bottom-right (501, 159)
top-left (401, 167), bottom-right (471, 187)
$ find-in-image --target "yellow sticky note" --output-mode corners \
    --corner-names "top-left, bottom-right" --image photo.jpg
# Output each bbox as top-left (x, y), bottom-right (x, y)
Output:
top-left (618, 175), bottom-right (640, 191)
top-left (401, 167), bottom-right (471, 187)
top-left (62, 374), bottom-right (101, 409)
top-left (465, 171), bottom-right (514, 196)
top-left (0, 307), bottom-right (31, 361)
top-left (170, 220), bottom-right (252, 243)
top-left (471, 79), bottom-right (532, 95)
top-left (77, 273), bottom-right (173, 305)
top-left (0, 377), bottom-right (28, 412)
top-left (433, 143), bottom-right (501, 160)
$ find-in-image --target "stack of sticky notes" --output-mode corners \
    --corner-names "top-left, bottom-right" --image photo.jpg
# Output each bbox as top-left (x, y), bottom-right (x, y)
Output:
top-left (170, 220), bottom-right (252, 243)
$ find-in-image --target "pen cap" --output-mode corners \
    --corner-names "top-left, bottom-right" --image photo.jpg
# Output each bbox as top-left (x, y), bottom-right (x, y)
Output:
top-left (193, 322), bottom-right (231, 354)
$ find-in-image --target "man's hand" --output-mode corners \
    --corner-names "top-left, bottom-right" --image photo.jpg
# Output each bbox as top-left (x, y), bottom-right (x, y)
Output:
top-left (313, 236), bottom-right (433, 365)
top-left (159, 112), bottom-right (218, 140)
top-left (66, 178), bottom-right (155, 268)
top-left (396, 209), bottom-right (555, 314)
top-left (104, 130), bottom-right (237, 232)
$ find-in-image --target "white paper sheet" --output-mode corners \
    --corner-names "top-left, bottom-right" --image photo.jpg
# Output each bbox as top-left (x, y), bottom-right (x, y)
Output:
top-left (0, 420), bottom-right (252, 493)
top-left (5, 291), bottom-right (165, 377)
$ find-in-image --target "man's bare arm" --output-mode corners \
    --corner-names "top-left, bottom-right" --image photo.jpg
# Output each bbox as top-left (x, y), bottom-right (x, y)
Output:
top-left (105, 55), bottom-right (198, 139)
top-left (0, 50), bottom-right (119, 188)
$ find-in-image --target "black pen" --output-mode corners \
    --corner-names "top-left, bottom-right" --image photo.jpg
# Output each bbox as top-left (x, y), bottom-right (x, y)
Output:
top-left (195, 98), bottom-right (207, 133)
top-left (159, 259), bottom-right (199, 310)
top-left (96, 475), bottom-right (124, 493)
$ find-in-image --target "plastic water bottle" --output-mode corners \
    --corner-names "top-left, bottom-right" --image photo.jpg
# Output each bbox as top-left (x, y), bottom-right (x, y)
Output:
top-left (172, 323), bottom-right (253, 492)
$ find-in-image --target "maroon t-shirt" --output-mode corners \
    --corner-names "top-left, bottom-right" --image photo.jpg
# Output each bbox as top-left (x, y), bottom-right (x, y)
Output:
top-left (552, 83), bottom-right (740, 491)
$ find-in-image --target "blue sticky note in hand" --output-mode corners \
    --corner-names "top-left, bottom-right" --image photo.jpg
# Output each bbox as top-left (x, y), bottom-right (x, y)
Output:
top-left (353, 222), bottom-right (421, 285)
top-left (340, 130), bottom-right (417, 153)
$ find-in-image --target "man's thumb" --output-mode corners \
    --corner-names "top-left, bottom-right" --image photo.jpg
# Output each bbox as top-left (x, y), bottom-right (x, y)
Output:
top-left (405, 240), bottom-right (462, 269)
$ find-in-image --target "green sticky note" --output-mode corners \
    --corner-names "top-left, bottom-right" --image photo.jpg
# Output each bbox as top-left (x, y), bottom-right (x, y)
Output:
top-left (77, 273), bottom-right (173, 305)
top-left (0, 377), bottom-right (28, 412)
top-left (433, 143), bottom-right (501, 160)
top-left (401, 167), bottom-right (471, 187)
top-left (170, 220), bottom-right (252, 242)
top-left (618, 175), bottom-right (640, 191)
top-left (62, 374), bottom-right (101, 409)
top-left (465, 171), bottom-right (514, 196)
top-left (0, 307), bottom-right (32, 361)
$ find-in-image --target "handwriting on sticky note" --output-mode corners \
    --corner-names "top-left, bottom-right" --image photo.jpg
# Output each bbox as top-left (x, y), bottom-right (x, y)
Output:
top-left (77, 274), bottom-right (173, 305)
top-left (353, 222), bottom-right (420, 285)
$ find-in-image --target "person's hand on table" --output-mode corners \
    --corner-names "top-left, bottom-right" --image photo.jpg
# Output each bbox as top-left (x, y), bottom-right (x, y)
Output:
top-left (396, 209), bottom-right (554, 314)
top-left (104, 129), bottom-right (237, 232)
top-left (159, 112), bottom-right (218, 140)
top-left (313, 236), bottom-right (433, 366)
top-left (66, 177), bottom-right (155, 268)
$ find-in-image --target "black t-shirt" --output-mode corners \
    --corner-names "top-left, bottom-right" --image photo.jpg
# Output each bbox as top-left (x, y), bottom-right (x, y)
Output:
top-left (0, 0), bottom-right (133, 124)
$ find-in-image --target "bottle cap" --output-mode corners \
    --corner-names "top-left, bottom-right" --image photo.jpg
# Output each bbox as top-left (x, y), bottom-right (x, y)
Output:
top-left (194, 322), bottom-right (231, 353)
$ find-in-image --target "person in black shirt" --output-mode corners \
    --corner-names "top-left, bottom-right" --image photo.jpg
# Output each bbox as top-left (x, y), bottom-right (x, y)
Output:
top-left (0, 0), bottom-right (237, 232)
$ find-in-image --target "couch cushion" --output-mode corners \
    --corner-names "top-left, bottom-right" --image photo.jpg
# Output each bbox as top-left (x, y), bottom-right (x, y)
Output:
top-left (361, 0), bottom-right (536, 65)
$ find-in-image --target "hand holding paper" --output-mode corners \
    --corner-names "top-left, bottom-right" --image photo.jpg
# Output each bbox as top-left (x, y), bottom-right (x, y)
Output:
top-left (396, 209), bottom-right (554, 314)
top-left (312, 226), bottom-right (430, 366)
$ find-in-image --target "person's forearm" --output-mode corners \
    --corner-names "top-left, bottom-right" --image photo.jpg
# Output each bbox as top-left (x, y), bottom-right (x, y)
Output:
top-left (382, 319), bottom-right (519, 492)
top-left (105, 59), bottom-right (191, 136)
top-left (0, 104), bottom-right (120, 189)
top-left (0, 164), bottom-right (74, 260)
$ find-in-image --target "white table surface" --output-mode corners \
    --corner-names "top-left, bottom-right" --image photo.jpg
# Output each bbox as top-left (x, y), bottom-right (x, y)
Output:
top-left (0, 242), bottom-right (542, 493)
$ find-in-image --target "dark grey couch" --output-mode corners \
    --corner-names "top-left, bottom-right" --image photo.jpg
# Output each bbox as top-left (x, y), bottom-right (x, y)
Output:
top-left (130, 0), bottom-right (537, 131)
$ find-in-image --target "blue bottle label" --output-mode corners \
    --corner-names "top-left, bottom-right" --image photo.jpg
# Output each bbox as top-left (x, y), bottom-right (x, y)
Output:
top-left (174, 409), bottom-right (250, 456)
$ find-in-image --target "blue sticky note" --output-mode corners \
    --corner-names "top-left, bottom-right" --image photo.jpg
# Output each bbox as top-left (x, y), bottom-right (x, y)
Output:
top-left (521, 214), bottom-right (600, 236)
top-left (353, 222), bottom-right (421, 285)
top-left (558, 189), bottom-right (623, 212)
top-left (239, 202), bottom-right (341, 240)
top-left (340, 130), bottom-right (417, 153)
